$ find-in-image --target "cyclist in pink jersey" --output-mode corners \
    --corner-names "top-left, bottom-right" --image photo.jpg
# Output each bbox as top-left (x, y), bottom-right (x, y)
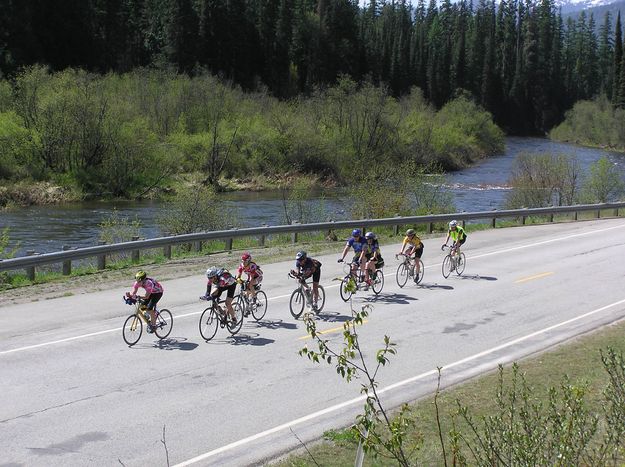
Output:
top-left (126, 270), bottom-right (164, 333)
top-left (235, 252), bottom-right (263, 307)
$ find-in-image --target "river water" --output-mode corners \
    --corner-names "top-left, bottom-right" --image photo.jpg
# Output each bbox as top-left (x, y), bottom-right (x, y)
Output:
top-left (2, 137), bottom-right (625, 255)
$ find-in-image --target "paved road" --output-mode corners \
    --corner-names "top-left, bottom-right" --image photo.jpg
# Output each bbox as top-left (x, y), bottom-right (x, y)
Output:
top-left (2, 219), bottom-right (625, 466)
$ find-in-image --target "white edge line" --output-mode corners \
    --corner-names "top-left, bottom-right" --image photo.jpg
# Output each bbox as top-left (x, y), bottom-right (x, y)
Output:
top-left (173, 296), bottom-right (625, 466)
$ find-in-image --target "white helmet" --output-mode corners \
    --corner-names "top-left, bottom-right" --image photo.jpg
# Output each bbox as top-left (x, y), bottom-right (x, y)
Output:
top-left (206, 267), bottom-right (220, 278)
top-left (449, 220), bottom-right (458, 228)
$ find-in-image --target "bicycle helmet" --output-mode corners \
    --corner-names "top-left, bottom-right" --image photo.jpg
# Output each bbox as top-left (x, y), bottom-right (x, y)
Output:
top-left (352, 229), bottom-right (361, 237)
top-left (295, 251), bottom-right (307, 261)
top-left (365, 231), bottom-right (376, 240)
top-left (241, 252), bottom-right (251, 262)
top-left (449, 220), bottom-right (458, 228)
top-left (135, 270), bottom-right (147, 281)
top-left (406, 228), bottom-right (416, 236)
top-left (206, 266), bottom-right (220, 279)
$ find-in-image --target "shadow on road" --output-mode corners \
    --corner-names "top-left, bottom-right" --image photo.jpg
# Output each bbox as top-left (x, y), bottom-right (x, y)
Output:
top-left (364, 293), bottom-right (418, 304)
top-left (153, 337), bottom-right (200, 351)
top-left (315, 311), bottom-right (352, 323)
top-left (458, 274), bottom-right (498, 281)
top-left (229, 334), bottom-right (275, 346)
top-left (253, 319), bottom-right (298, 330)
top-left (418, 283), bottom-right (455, 290)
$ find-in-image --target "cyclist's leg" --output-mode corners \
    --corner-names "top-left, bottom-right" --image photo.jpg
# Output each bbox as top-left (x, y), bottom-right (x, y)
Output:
top-left (414, 245), bottom-right (424, 274)
top-left (146, 293), bottom-right (162, 327)
top-left (225, 284), bottom-right (237, 319)
top-left (312, 269), bottom-right (321, 304)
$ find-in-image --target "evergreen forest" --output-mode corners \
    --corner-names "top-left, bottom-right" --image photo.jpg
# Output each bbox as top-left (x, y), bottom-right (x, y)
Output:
top-left (1, 0), bottom-right (625, 135)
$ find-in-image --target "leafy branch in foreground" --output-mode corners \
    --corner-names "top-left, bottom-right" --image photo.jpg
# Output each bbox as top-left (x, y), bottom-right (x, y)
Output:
top-left (299, 305), bottom-right (420, 466)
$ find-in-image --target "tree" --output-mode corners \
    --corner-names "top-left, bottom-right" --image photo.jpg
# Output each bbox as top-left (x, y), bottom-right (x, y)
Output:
top-left (582, 156), bottom-right (625, 203)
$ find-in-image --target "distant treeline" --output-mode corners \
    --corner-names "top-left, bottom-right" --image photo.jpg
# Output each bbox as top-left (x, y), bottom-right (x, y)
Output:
top-left (0, 68), bottom-right (503, 199)
top-left (1, 0), bottom-right (624, 134)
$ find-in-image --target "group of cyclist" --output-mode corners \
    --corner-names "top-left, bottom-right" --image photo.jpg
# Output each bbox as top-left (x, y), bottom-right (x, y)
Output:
top-left (126, 220), bottom-right (467, 326)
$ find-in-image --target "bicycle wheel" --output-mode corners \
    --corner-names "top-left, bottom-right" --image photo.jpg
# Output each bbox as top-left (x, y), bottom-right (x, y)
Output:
top-left (251, 291), bottom-right (268, 321)
top-left (340, 275), bottom-right (355, 302)
top-left (415, 259), bottom-right (425, 284)
top-left (395, 263), bottom-right (409, 288)
top-left (314, 285), bottom-right (326, 313)
top-left (372, 269), bottom-right (384, 295)
top-left (199, 307), bottom-right (218, 341)
top-left (227, 302), bottom-right (244, 335)
top-left (289, 289), bottom-right (306, 319)
top-left (122, 314), bottom-right (142, 346)
top-left (455, 253), bottom-right (466, 276)
top-left (442, 255), bottom-right (453, 279)
top-left (154, 309), bottom-right (173, 339)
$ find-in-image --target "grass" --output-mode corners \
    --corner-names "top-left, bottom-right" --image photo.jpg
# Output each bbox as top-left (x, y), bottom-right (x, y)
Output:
top-left (274, 319), bottom-right (625, 466)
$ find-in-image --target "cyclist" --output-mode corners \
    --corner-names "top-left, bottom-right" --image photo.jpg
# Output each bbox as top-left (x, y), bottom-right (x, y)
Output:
top-left (398, 228), bottom-right (424, 281)
top-left (338, 229), bottom-right (366, 277)
top-left (126, 270), bottom-right (163, 333)
top-left (235, 252), bottom-right (263, 310)
top-left (443, 220), bottom-right (467, 255)
top-left (360, 232), bottom-right (383, 288)
top-left (201, 267), bottom-right (238, 324)
top-left (291, 251), bottom-right (322, 310)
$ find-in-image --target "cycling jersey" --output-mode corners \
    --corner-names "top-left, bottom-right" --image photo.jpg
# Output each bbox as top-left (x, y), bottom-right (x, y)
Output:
top-left (131, 278), bottom-right (163, 296)
top-left (449, 226), bottom-right (467, 242)
top-left (213, 271), bottom-right (236, 288)
top-left (363, 240), bottom-right (381, 257)
top-left (402, 235), bottom-right (422, 248)
top-left (346, 236), bottom-right (366, 254)
top-left (237, 261), bottom-right (262, 280)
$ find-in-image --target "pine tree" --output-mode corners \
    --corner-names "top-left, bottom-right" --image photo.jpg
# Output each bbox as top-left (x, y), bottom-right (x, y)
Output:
top-left (613, 12), bottom-right (623, 105)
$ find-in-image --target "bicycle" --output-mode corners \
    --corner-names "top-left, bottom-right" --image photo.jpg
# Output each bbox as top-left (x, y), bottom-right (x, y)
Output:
top-left (395, 253), bottom-right (424, 287)
top-left (288, 272), bottom-right (326, 319)
top-left (339, 262), bottom-right (384, 302)
top-left (198, 296), bottom-right (244, 341)
top-left (122, 296), bottom-right (173, 346)
top-left (236, 281), bottom-right (268, 321)
top-left (441, 244), bottom-right (466, 278)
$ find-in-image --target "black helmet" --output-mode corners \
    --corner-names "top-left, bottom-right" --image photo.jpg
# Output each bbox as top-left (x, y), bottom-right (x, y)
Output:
top-left (295, 251), bottom-right (307, 260)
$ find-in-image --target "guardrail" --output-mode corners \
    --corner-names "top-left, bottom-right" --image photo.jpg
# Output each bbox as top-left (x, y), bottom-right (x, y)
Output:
top-left (2, 202), bottom-right (624, 280)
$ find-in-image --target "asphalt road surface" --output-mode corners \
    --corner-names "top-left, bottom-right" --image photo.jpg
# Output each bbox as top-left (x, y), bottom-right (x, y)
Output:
top-left (2, 218), bottom-right (625, 466)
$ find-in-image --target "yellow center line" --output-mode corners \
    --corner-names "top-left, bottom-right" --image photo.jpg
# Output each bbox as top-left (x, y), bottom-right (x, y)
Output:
top-left (298, 320), bottom-right (369, 340)
top-left (515, 271), bottom-right (554, 283)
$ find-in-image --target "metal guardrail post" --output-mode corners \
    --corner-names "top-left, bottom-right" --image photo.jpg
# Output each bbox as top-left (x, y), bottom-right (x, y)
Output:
top-left (291, 221), bottom-right (299, 243)
top-left (549, 213), bottom-right (554, 222)
top-left (259, 224), bottom-right (267, 247)
top-left (574, 211), bottom-right (578, 221)
top-left (614, 208), bottom-right (618, 217)
top-left (491, 210), bottom-right (496, 228)
top-left (225, 237), bottom-right (233, 251)
top-left (427, 222), bottom-right (433, 234)
top-left (97, 241), bottom-right (107, 269)
top-left (62, 246), bottom-right (72, 275)
top-left (131, 236), bottom-right (140, 262)
top-left (26, 250), bottom-right (36, 281)
top-left (393, 214), bottom-right (400, 235)
top-left (597, 209), bottom-right (601, 218)
top-left (194, 241), bottom-right (202, 252)
top-left (164, 244), bottom-right (171, 259)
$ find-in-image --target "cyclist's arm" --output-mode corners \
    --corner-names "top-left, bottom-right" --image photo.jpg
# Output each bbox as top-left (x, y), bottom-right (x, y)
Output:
top-left (340, 243), bottom-right (350, 260)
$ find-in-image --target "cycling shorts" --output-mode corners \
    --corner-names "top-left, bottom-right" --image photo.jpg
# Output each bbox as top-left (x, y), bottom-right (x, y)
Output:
top-left (406, 244), bottom-right (424, 259)
top-left (215, 283), bottom-right (237, 299)
top-left (144, 292), bottom-right (162, 310)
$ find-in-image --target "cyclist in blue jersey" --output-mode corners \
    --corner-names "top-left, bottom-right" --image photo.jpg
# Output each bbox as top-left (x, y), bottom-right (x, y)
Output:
top-left (338, 229), bottom-right (367, 276)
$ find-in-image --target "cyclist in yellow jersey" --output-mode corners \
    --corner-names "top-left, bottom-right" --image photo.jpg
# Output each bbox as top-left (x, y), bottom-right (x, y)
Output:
top-left (443, 220), bottom-right (467, 254)
top-left (398, 228), bottom-right (424, 280)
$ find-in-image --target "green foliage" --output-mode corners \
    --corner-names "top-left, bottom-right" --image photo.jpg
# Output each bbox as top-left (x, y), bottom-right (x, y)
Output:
top-left (581, 157), bottom-right (625, 203)
top-left (0, 227), bottom-right (18, 259)
top-left (550, 96), bottom-right (625, 152)
top-left (506, 152), bottom-right (582, 208)
top-left (157, 184), bottom-right (236, 235)
top-left (299, 305), bottom-right (421, 465)
top-left (98, 209), bottom-right (142, 245)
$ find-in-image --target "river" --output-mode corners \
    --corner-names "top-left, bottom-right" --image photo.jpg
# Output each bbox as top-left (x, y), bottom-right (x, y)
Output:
top-left (2, 137), bottom-right (625, 255)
